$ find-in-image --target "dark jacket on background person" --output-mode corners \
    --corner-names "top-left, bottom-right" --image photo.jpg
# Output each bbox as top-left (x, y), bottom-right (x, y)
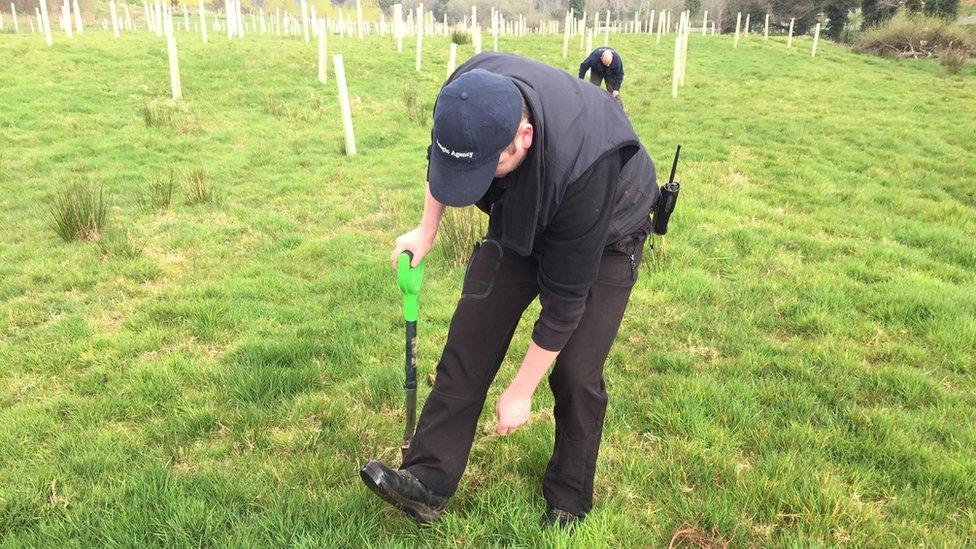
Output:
top-left (438, 52), bottom-right (657, 351)
top-left (578, 48), bottom-right (625, 91)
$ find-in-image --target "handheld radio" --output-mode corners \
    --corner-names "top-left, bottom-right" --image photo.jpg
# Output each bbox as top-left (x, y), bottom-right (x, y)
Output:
top-left (653, 145), bottom-right (681, 235)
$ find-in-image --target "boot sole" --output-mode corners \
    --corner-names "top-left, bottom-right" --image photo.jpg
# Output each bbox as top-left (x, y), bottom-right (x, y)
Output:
top-left (359, 461), bottom-right (444, 524)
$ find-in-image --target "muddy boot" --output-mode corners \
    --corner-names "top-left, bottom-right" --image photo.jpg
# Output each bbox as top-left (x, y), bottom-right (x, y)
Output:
top-left (543, 507), bottom-right (583, 529)
top-left (360, 460), bottom-right (447, 524)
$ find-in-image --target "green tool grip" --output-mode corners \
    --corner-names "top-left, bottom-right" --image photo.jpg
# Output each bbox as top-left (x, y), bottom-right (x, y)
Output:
top-left (397, 251), bottom-right (424, 322)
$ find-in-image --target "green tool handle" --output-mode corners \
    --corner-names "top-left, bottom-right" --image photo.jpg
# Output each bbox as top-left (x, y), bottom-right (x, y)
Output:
top-left (397, 251), bottom-right (425, 322)
top-left (397, 251), bottom-right (423, 459)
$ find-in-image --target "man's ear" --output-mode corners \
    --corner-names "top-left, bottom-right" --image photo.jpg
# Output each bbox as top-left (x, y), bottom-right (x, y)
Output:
top-left (520, 123), bottom-right (534, 149)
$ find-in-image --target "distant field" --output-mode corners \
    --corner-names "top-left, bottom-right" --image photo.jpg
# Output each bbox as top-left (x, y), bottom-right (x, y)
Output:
top-left (1, 28), bottom-right (974, 547)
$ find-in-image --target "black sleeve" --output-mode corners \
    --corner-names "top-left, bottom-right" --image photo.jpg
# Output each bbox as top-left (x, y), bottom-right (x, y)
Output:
top-left (612, 56), bottom-right (624, 90)
top-left (531, 152), bottom-right (622, 352)
top-left (578, 50), bottom-right (595, 79)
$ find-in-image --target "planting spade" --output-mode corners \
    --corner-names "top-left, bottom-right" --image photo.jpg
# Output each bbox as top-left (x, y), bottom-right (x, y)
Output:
top-left (397, 251), bottom-right (424, 460)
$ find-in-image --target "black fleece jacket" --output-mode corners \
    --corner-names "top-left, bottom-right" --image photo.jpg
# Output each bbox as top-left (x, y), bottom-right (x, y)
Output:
top-left (485, 150), bottom-right (625, 351)
top-left (578, 48), bottom-right (624, 91)
top-left (443, 53), bottom-right (656, 352)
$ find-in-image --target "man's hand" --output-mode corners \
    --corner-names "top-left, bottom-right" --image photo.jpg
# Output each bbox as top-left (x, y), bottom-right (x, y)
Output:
top-left (494, 342), bottom-right (559, 435)
top-left (495, 387), bottom-right (532, 436)
top-left (391, 227), bottom-right (435, 270)
top-left (611, 90), bottom-right (620, 99)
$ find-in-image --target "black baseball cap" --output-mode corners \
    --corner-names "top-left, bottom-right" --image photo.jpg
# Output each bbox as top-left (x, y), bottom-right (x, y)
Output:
top-left (428, 69), bottom-right (524, 207)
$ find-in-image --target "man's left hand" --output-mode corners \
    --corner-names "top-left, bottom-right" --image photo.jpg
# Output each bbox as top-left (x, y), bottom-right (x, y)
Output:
top-left (495, 388), bottom-right (532, 436)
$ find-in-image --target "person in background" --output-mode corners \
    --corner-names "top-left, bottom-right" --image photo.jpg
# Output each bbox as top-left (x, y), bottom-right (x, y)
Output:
top-left (578, 48), bottom-right (624, 99)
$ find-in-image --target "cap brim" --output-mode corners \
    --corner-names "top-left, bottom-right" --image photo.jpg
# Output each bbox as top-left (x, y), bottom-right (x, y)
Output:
top-left (428, 151), bottom-right (501, 207)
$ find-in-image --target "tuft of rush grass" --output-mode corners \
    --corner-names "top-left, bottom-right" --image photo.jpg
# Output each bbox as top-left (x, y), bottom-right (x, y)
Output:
top-left (402, 82), bottom-right (428, 125)
top-left (451, 29), bottom-right (471, 45)
top-left (262, 94), bottom-right (291, 118)
top-left (437, 206), bottom-right (488, 268)
top-left (141, 97), bottom-right (193, 130)
top-left (49, 181), bottom-right (110, 242)
top-left (140, 171), bottom-right (177, 211)
top-left (0, 28), bottom-right (974, 547)
top-left (97, 227), bottom-right (142, 258)
top-left (180, 168), bottom-right (217, 205)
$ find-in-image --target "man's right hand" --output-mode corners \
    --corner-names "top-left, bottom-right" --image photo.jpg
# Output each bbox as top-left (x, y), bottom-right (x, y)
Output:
top-left (391, 227), bottom-right (435, 270)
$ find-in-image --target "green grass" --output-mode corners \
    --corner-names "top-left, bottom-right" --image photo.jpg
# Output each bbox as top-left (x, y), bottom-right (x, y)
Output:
top-left (1, 27), bottom-right (975, 547)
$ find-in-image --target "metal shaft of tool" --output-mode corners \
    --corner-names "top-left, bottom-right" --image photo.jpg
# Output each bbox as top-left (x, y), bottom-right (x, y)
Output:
top-left (401, 319), bottom-right (418, 458)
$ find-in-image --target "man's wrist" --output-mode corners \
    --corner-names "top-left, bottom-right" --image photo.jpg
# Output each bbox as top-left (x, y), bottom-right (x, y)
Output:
top-left (505, 379), bottom-right (536, 399)
top-left (418, 224), bottom-right (437, 241)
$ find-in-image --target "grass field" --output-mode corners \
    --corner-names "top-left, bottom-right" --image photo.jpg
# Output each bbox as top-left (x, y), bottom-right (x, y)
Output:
top-left (1, 26), bottom-right (975, 547)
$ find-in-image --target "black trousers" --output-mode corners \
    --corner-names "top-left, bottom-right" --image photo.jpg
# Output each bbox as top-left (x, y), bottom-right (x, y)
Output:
top-left (589, 71), bottom-right (614, 93)
top-left (401, 232), bottom-right (645, 516)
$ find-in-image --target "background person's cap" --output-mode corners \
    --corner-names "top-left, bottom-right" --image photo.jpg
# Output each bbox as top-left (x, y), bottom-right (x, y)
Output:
top-left (428, 69), bottom-right (523, 207)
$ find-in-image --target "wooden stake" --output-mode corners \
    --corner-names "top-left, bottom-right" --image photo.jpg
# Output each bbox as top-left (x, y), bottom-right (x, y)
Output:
top-left (224, 0), bottom-right (232, 38)
top-left (671, 12), bottom-right (682, 98)
top-left (603, 9), bottom-right (609, 45)
top-left (702, 10), bottom-right (707, 36)
top-left (318, 20), bottom-right (328, 83)
top-left (394, 3), bottom-right (402, 53)
top-left (447, 42), bottom-right (456, 78)
top-left (300, 0), bottom-right (308, 42)
top-left (154, 0), bottom-right (162, 37)
top-left (787, 17), bottom-right (794, 48)
top-left (578, 15), bottom-right (585, 49)
top-left (764, 13), bottom-right (769, 39)
top-left (415, 2), bottom-right (423, 71)
top-left (493, 10), bottom-right (499, 51)
top-left (356, 0), bottom-right (363, 38)
top-left (235, 0), bottom-right (243, 37)
top-left (681, 11), bottom-right (689, 86)
top-left (165, 12), bottom-right (182, 100)
top-left (61, 0), bottom-right (71, 38)
top-left (108, 0), bottom-right (119, 37)
top-left (811, 23), bottom-right (820, 57)
top-left (198, 0), bottom-right (207, 43)
top-left (744, 13), bottom-right (750, 39)
top-left (38, 0), bottom-right (51, 44)
top-left (562, 11), bottom-right (570, 58)
top-left (656, 9), bottom-right (663, 44)
top-left (333, 54), bottom-right (356, 156)
top-left (72, 0), bottom-right (82, 33)
top-left (733, 12), bottom-right (741, 48)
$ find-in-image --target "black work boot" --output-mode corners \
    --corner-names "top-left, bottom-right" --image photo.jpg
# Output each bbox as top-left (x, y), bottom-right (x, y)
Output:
top-left (543, 507), bottom-right (583, 529)
top-left (360, 460), bottom-right (447, 524)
